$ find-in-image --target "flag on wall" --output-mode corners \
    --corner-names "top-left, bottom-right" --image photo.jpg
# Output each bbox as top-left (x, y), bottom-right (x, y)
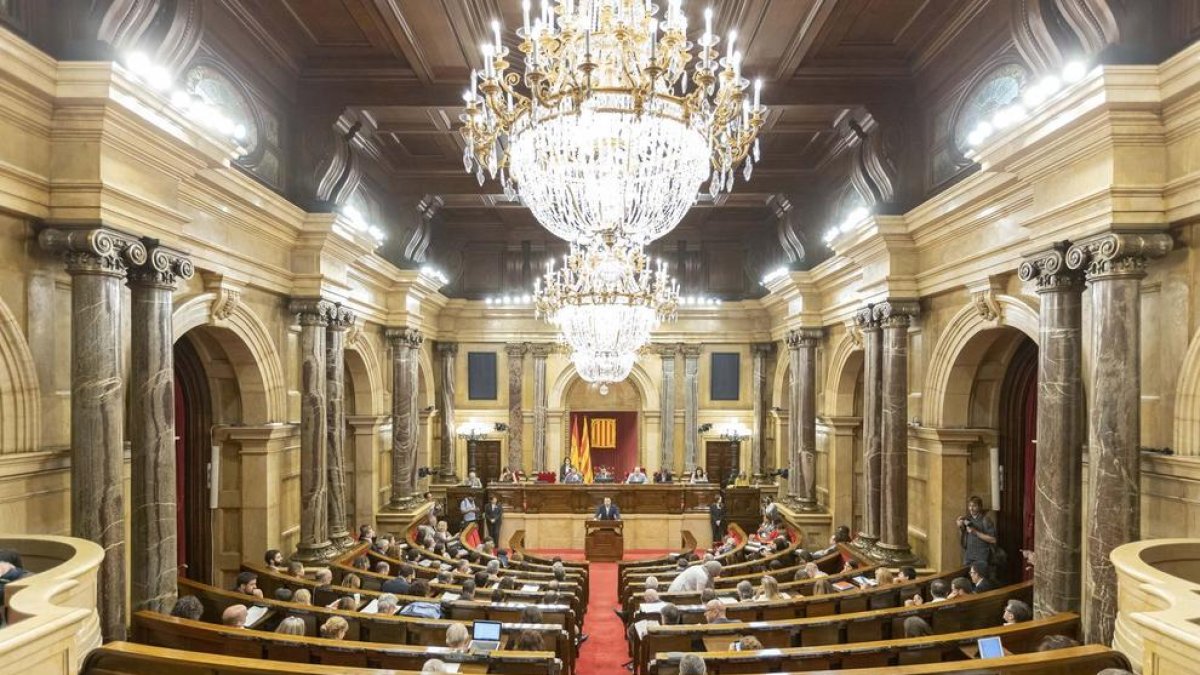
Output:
top-left (568, 415), bottom-right (580, 476)
top-left (579, 415), bottom-right (594, 483)
top-left (589, 417), bottom-right (617, 449)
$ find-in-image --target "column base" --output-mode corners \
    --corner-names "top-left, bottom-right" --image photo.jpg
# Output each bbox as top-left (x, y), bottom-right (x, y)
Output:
top-left (328, 532), bottom-right (356, 551)
top-left (751, 473), bottom-right (776, 486)
top-left (869, 540), bottom-right (919, 566)
top-left (436, 471), bottom-right (460, 485)
top-left (292, 540), bottom-right (338, 564)
top-left (796, 498), bottom-right (822, 513)
top-left (851, 533), bottom-right (879, 554)
top-left (385, 495), bottom-right (427, 511)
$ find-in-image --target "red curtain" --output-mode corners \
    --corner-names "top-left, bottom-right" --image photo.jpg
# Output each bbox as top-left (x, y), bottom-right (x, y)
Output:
top-left (570, 411), bottom-right (638, 480)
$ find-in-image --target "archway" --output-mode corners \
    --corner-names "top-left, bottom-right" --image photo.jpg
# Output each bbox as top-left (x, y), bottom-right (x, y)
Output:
top-left (549, 361), bottom-right (656, 478)
top-left (823, 334), bottom-right (865, 531)
top-left (563, 377), bottom-right (641, 481)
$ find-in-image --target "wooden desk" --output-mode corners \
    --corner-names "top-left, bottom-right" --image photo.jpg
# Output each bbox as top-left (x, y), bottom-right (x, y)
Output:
top-left (585, 519), bottom-right (624, 561)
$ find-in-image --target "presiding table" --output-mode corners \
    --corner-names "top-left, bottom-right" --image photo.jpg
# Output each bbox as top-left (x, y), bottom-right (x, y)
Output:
top-left (444, 484), bottom-right (763, 548)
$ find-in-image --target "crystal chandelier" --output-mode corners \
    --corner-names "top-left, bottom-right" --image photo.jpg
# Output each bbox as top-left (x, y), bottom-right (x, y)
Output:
top-left (461, 0), bottom-right (766, 244)
top-left (534, 237), bottom-right (679, 383)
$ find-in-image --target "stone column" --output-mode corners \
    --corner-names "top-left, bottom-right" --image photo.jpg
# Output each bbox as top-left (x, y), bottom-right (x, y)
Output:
top-left (1018, 242), bottom-right (1085, 618)
top-left (681, 345), bottom-right (701, 472)
top-left (875, 300), bottom-right (919, 564)
top-left (531, 344), bottom-right (551, 472)
top-left (786, 331), bottom-right (802, 498)
top-left (794, 328), bottom-right (823, 510)
top-left (387, 328), bottom-right (423, 507)
top-left (128, 242), bottom-right (193, 615)
top-left (325, 305), bottom-right (355, 549)
top-left (750, 343), bottom-right (773, 480)
top-left (436, 341), bottom-right (459, 481)
top-left (1067, 232), bottom-right (1172, 645)
top-left (39, 225), bottom-right (146, 642)
top-left (505, 343), bottom-right (526, 472)
top-left (855, 305), bottom-right (882, 550)
top-left (290, 299), bottom-right (335, 562)
top-left (658, 345), bottom-right (678, 473)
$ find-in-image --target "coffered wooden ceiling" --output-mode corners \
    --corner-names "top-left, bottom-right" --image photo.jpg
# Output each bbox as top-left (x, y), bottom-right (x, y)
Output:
top-left (230, 0), bottom-right (979, 235)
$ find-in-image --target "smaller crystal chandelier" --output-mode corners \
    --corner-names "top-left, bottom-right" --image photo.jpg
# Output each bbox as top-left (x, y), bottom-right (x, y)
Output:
top-left (534, 237), bottom-right (679, 384)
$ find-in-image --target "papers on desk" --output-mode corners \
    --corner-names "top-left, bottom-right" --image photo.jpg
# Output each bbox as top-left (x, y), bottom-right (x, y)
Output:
top-left (245, 605), bottom-right (269, 627)
top-left (853, 575), bottom-right (877, 587)
top-left (440, 592), bottom-right (460, 602)
top-left (633, 619), bottom-right (659, 640)
top-left (831, 580), bottom-right (856, 592)
top-left (419, 559), bottom-right (435, 567)
top-left (360, 598), bottom-right (380, 614)
top-left (639, 602), bottom-right (666, 614)
top-left (717, 596), bottom-right (738, 605)
top-left (521, 584), bottom-right (539, 592)
top-left (439, 663), bottom-right (461, 673)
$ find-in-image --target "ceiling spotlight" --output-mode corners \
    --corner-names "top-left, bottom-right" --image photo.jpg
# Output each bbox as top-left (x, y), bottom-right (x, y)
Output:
top-left (1062, 60), bottom-right (1087, 83)
top-left (125, 52), bottom-right (151, 76)
top-left (147, 65), bottom-right (172, 91)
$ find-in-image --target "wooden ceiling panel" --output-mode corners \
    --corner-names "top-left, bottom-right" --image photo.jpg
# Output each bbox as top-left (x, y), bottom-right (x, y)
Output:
top-left (280, 0), bottom-right (375, 46)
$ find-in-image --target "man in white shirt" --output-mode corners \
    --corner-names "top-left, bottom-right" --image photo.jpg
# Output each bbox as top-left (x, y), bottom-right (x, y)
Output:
top-left (464, 471), bottom-right (483, 488)
top-left (626, 467), bottom-right (647, 484)
top-left (668, 560), bottom-right (722, 593)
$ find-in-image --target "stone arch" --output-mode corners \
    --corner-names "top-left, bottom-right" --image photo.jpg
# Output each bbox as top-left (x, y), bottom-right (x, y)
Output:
top-left (771, 342), bottom-right (790, 407)
top-left (344, 333), bottom-right (383, 416)
top-left (825, 333), bottom-right (864, 417)
top-left (1174, 329), bottom-right (1200, 456)
top-left (548, 360), bottom-right (659, 413)
top-left (923, 295), bottom-right (1038, 428)
top-left (172, 292), bottom-right (286, 424)
top-left (0, 295), bottom-right (40, 453)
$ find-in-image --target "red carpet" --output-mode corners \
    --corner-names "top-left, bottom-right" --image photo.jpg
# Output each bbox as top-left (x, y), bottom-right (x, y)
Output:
top-left (532, 549), bottom-right (674, 675)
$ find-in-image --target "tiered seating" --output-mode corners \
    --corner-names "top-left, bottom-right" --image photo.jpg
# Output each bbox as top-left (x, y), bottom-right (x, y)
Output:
top-left (614, 528), bottom-right (1130, 675)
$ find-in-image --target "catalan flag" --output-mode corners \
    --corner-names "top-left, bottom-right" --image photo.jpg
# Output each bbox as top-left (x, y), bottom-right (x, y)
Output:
top-left (579, 415), bottom-right (594, 483)
top-left (590, 417), bottom-right (617, 449)
top-left (568, 415), bottom-right (580, 477)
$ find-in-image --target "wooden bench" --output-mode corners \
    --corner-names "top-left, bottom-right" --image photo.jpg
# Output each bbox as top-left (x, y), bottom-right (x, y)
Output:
top-left (131, 610), bottom-right (562, 674)
top-left (177, 577), bottom-right (576, 673)
top-left (648, 613), bottom-right (1080, 673)
top-left (653, 644), bottom-right (1129, 675)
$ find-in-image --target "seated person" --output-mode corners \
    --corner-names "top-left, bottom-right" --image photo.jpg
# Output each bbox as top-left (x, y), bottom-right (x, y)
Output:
top-left (221, 604), bottom-right (248, 628)
top-left (904, 616), bottom-right (933, 637)
top-left (735, 580), bottom-right (754, 601)
top-left (497, 466), bottom-right (516, 483)
top-left (1037, 634), bottom-right (1081, 651)
top-left (689, 467), bottom-right (708, 483)
top-left (970, 561), bottom-right (995, 592)
top-left (703, 599), bottom-right (733, 624)
top-left (753, 575), bottom-right (789, 600)
top-left (948, 576), bottom-right (974, 599)
top-left (291, 589), bottom-right (312, 605)
top-left (463, 471), bottom-right (483, 488)
top-left (313, 568), bottom-right (333, 590)
top-left (382, 564), bottom-right (416, 594)
top-left (875, 568), bottom-right (894, 585)
top-left (654, 467), bottom-right (674, 483)
top-left (679, 654), bottom-right (707, 675)
top-left (814, 525), bottom-right (852, 557)
top-left (811, 578), bottom-right (833, 595)
top-left (906, 578), bottom-right (949, 606)
top-left (263, 549), bottom-right (285, 572)
top-left (625, 466), bottom-right (648, 484)
top-left (514, 629), bottom-right (545, 651)
top-left (286, 560), bottom-right (305, 578)
top-left (320, 616), bottom-right (349, 640)
top-left (275, 617), bottom-right (306, 635)
top-left (376, 593), bottom-right (400, 616)
top-left (170, 595), bottom-right (204, 621)
top-left (1003, 599), bottom-right (1032, 625)
top-left (896, 566), bottom-right (917, 583)
top-left (734, 635), bottom-right (763, 651)
top-left (732, 472), bottom-right (750, 487)
top-left (234, 571), bottom-right (262, 599)
top-left (445, 622), bottom-right (470, 652)
top-left (755, 516), bottom-right (777, 540)
top-left (803, 561), bottom-right (827, 578)
top-left (562, 467), bottom-right (584, 483)
top-left (274, 587), bottom-right (295, 602)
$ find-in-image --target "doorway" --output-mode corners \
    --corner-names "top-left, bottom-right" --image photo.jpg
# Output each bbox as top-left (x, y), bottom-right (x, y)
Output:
top-left (996, 337), bottom-right (1037, 582)
top-left (174, 337), bottom-right (213, 583)
top-left (705, 440), bottom-right (739, 486)
top-left (469, 440), bottom-right (502, 485)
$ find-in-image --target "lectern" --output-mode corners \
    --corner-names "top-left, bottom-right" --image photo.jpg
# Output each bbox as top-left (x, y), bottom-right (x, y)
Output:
top-left (585, 519), bottom-right (624, 561)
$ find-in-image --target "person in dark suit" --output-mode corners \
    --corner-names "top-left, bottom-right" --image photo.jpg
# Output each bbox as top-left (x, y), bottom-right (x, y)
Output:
top-left (594, 497), bottom-right (621, 520)
top-left (380, 563), bottom-right (415, 595)
top-left (483, 495), bottom-right (503, 544)
top-left (655, 467), bottom-right (674, 483)
top-left (970, 561), bottom-right (995, 592)
top-left (709, 495), bottom-right (727, 542)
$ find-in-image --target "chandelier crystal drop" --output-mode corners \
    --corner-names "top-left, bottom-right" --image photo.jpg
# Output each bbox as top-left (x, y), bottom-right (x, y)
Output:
top-left (461, 0), bottom-right (767, 244)
top-left (534, 238), bottom-right (679, 383)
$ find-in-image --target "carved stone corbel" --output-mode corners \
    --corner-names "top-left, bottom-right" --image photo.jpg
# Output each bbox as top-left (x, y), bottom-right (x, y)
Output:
top-left (966, 277), bottom-right (1005, 323)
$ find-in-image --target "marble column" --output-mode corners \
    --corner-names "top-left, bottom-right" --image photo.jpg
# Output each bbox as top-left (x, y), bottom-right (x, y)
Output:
top-left (1067, 232), bottom-right (1172, 645)
top-left (436, 341), bottom-right (459, 481)
top-left (387, 327), bottom-right (424, 506)
top-left (794, 328), bottom-right (823, 510)
top-left (750, 343), bottom-right (773, 480)
top-left (128, 242), bottom-right (193, 615)
top-left (325, 306), bottom-right (355, 550)
top-left (290, 299), bottom-right (335, 562)
top-left (505, 343), bottom-right (526, 472)
top-left (855, 305), bottom-right (882, 550)
top-left (682, 345), bottom-right (701, 472)
top-left (785, 331), bottom-right (802, 499)
top-left (1018, 242), bottom-right (1085, 618)
top-left (531, 344), bottom-right (551, 472)
top-left (659, 345), bottom-right (678, 473)
top-left (39, 225), bottom-right (147, 642)
top-left (875, 300), bottom-right (919, 564)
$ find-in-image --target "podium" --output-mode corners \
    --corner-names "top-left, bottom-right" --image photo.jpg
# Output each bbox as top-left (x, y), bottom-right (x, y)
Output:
top-left (585, 519), bottom-right (624, 561)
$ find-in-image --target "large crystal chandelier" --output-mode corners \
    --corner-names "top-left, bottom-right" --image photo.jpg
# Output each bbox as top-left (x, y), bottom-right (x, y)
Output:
top-left (461, 0), bottom-right (766, 244)
top-left (534, 237), bottom-right (679, 383)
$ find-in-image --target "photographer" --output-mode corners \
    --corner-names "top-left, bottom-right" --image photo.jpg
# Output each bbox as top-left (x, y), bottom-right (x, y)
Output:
top-left (957, 495), bottom-right (997, 568)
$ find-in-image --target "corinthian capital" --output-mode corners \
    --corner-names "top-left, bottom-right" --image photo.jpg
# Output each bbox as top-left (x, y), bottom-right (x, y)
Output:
top-left (854, 304), bottom-right (878, 330)
top-left (1018, 241), bottom-right (1084, 292)
top-left (1066, 232), bottom-right (1173, 280)
top-left (788, 328), bottom-right (823, 349)
top-left (385, 327), bottom-right (423, 349)
top-left (39, 225), bottom-right (148, 277)
top-left (327, 304), bottom-right (356, 330)
top-left (437, 341), bottom-right (459, 357)
top-left (289, 298), bottom-right (336, 326)
top-left (128, 241), bottom-right (195, 289)
top-left (873, 300), bottom-right (920, 328)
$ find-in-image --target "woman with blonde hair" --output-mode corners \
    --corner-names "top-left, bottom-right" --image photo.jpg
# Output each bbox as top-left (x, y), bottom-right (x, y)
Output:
top-left (343, 572), bottom-right (362, 589)
top-left (812, 578), bottom-right (833, 595)
top-left (291, 588), bottom-right (312, 605)
top-left (875, 568), bottom-right (894, 585)
top-left (445, 622), bottom-right (470, 652)
top-left (319, 616), bottom-right (349, 640)
top-left (753, 575), bottom-right (789, 600)
top-left (274, 616), bottom-right (306, 636)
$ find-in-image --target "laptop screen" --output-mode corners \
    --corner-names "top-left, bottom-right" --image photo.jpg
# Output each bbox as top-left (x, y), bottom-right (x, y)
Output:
top-left (473, 620), bottom-right (502, 641)
top-left (977, 636), bottom-right (1004, 659)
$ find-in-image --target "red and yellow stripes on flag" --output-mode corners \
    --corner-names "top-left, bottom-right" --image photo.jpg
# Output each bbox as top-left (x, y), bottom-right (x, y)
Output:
top-left (578, 415), bottom-right (594, 483)
top-left (568, 415), bottom-right (580, 477)
top-left (589, 417), bottom-right (616, 449)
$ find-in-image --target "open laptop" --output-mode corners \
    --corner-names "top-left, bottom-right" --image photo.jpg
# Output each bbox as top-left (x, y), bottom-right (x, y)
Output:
top-left (468, 619), bottom-right (503, 654)
top-left (977, 636), bottom-right (1004, 659)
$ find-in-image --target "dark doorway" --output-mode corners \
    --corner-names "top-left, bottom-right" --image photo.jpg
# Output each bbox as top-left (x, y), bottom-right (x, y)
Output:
top-left (469, 440), bottom-right (502, 486)
top-left (705, 441), bottom-right (739, 486)
top-left (996, 337), bottom-right (1038, 583)
top-left (174, 336), bottom-right (213, 583)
